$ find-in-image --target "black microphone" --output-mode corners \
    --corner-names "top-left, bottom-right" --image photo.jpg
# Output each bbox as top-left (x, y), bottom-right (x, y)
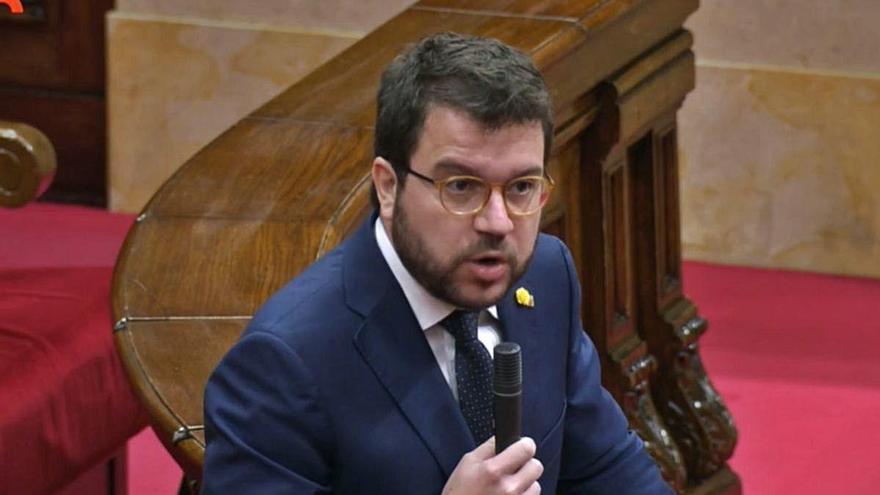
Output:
top-left (493, 342), bottom-right (522, 454)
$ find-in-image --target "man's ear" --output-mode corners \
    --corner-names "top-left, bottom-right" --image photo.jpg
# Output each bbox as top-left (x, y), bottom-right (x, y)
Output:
top-left (372, 156), bottom-right (397, 221)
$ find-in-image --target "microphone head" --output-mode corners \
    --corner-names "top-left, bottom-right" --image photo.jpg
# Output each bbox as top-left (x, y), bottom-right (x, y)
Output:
top-left (493, 342), bottom-right (522, 395)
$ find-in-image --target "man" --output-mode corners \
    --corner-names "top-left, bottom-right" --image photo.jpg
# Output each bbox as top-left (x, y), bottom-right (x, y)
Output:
top-left (203, 33), bottom-right (672, 494)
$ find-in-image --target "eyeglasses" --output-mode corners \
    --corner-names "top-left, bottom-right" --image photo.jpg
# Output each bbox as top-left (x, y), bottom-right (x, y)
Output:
top-left (401, 166), bottom-right (555, 216)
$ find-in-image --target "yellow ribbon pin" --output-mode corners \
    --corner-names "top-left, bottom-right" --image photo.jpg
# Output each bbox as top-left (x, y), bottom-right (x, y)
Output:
top-left (515, 287), bottom-right (535, 308)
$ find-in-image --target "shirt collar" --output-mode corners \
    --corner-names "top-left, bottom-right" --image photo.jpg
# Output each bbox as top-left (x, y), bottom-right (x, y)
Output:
top-left (374, 217), bottom-right (498, 331)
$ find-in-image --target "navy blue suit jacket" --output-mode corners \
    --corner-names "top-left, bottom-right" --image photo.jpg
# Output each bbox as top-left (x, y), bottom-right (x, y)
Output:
top-left (203, 215), bottom-right (671, 494)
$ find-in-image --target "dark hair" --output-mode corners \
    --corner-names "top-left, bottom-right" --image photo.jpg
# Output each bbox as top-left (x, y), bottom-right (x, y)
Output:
top-left (371, 32), bottom-right (554, 207)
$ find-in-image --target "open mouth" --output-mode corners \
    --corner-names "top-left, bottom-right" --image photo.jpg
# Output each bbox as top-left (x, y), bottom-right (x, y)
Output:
top-left (475, 256), bottom-right (502, 266)
top-left (466, 253), bottom-right (510, 282)
top-left (472, 253), bottom-right (505, 266)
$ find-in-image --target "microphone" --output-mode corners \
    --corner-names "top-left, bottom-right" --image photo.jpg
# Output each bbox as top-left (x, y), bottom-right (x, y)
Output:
top-left (493, 342), bottom-right (522, 454)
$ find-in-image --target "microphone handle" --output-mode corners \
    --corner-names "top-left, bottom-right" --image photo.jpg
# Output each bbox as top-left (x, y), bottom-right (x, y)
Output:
top-left (494, 390), bottom-right (522, 454)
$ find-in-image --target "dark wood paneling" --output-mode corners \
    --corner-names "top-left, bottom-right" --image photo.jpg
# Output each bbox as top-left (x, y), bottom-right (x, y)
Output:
top-left (0, 0), bottom-right (113, 206)
top-left (0, 0), bottom-right (113, 90)
top-left (0, 87), bottom-right (105, 205)
top-left (578, 117), bottom-right (688, 491)
top-left (630, 119), bottom-right (738, 487)
top-left (0, 0), bottom-right (48, 23)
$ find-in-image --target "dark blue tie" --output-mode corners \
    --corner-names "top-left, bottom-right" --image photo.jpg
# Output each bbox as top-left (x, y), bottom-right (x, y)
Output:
top-left (442, 310), bottom-right (493, 444)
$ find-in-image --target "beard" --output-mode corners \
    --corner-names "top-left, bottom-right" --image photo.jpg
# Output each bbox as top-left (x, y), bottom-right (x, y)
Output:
top-left (390, 200), bottom-right (534, 310)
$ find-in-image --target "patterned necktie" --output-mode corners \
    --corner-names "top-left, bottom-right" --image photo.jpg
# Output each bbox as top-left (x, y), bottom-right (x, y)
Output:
top-left (442, 310), bottom-right (494, 444)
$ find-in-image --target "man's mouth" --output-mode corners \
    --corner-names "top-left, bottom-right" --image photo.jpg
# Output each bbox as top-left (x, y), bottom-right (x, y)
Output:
top-left (474, 255), bottom-right (502, 265)
top-left (465, 252), bottom-right (510, 282)
top-left (470, 250), bottom-right (507, 264)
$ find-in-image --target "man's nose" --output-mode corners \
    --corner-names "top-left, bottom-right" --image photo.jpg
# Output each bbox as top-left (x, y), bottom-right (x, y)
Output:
top-left (473, 189), bottom-right (514, 236)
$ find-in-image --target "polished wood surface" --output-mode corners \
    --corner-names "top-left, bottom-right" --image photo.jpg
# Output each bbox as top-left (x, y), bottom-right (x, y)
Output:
top-left (113, 1), bottom-right (740, 492)
top-left (0, 119), bottom-right (55, 207)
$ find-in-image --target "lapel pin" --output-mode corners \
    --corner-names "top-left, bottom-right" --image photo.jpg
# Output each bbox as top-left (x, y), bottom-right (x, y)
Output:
top-left (515, 287), bottom-right (535, 308)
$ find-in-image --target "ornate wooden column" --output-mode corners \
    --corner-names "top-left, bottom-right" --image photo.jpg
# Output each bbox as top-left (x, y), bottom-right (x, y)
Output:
top-left (580, 104), bottom-right (691, 492)
top-left (543, 104), bottom-right (685, 493)
top-left (630, 106), bottom-right (741, 495)
top-left (545, 27), bottom-right (740, 494)
top-left (593, 30), bottom-right (740, 495)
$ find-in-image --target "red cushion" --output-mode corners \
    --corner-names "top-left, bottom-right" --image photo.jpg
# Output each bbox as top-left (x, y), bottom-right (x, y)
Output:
top-left (0, 204), bottom-right (148, 494)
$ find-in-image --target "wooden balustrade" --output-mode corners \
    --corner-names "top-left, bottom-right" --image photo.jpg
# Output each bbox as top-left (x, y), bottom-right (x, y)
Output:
top-left (112, 1), bottom-right (740, 492)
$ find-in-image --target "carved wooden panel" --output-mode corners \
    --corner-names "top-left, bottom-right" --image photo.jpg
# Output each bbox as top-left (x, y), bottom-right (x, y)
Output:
top-left (657, 127), bottom-right (683, 298)
top-left (630, 118), bottom-right (738, 490)
top-left (571, 110), bottom-right (687, 490)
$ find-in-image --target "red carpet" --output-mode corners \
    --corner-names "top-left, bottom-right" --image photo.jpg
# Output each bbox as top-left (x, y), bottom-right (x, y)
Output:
top-left (688, 262), bottom-right (880, 493)
top-left (128, 428), bottom-right (182, 494)
top-left (125, 262), bottom-right (880, 494)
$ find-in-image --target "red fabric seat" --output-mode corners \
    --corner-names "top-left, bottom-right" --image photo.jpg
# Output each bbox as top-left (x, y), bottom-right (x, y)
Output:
top-left (0, 204), bottom-right (148, 494)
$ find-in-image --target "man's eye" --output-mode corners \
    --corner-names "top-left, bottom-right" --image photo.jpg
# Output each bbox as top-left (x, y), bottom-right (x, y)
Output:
top-left (445, 179), bottom-right (477, 194)
top-left (509, 179), bottom-right (537, 195)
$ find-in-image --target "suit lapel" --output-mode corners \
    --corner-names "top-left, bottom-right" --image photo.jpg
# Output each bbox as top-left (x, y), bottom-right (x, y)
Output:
top-left (354, 290), bottom-right (474, 477)
top-left (344, 214), bottom-right (473, 478)
top-left (497, 281), bottom-right (546, 444)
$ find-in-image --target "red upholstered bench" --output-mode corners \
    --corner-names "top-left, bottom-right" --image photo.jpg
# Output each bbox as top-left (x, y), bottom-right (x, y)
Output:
top-left (0, 203), bottom-right (148, 494)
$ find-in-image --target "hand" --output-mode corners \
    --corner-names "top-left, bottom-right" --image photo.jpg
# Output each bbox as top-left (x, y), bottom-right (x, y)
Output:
top-left (442, 436), bottom-right (543, 495)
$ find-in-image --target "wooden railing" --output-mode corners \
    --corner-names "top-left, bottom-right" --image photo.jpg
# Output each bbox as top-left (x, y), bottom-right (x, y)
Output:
top-left (112, 1), bottom-right (740, 493)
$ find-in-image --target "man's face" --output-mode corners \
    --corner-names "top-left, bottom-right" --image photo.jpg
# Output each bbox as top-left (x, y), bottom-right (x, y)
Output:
top-left (378, 105), bottom-right (545, 310)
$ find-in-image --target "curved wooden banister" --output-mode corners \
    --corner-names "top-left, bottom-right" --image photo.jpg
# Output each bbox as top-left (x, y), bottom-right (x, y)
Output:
top-left (113, 1), bottom-right (740, 493)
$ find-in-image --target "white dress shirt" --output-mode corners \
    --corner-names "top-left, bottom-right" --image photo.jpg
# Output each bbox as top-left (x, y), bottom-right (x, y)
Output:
top-left (374, 218), bottom-right (501, 400)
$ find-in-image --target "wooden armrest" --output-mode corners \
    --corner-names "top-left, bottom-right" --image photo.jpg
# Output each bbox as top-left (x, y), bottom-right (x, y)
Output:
top-left (0, 120), bottom-right (56, 208)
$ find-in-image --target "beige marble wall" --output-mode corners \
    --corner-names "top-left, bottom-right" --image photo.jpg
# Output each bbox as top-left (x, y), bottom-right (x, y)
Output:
top-left (679, 0), bottom-right (880, 278)
top-left (107, 1), bottom-right (411, 212)
top-left (116, 0), bottom-right (412, 32)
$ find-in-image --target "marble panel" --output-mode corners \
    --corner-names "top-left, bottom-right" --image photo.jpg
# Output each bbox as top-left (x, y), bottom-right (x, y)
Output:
top-left (107, 14), bottom-right (358, 213)
top-left (678, 65), bottom-right (880, 278)
top-left (116, 0), bottom-right (413, 32)
top-left (686, 0), bottom-right (880, 73)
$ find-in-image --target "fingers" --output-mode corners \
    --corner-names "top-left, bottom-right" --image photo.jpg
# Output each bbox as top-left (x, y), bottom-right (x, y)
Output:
top-left (524, 481), bottom-right (542, 495)
top-left (444, 436), bottom-right (543, 495)
top-left (490, 438), bottom-right (543, 494)
top-left (505, 457), bottom-right (543, 494)
top-left (469, 436), bottom-right (497, 461)
top-left (487, 437), bottom-right (537, 475)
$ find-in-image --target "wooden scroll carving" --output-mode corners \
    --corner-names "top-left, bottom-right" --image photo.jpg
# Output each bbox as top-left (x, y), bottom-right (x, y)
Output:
top-left (112, 1), bottom-right (739, 493)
